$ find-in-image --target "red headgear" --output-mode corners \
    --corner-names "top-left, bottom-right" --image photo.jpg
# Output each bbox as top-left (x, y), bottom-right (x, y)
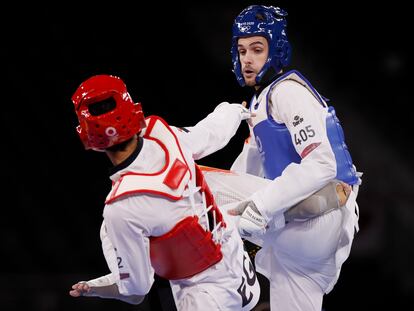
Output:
top-left (71, 75), bottom-right (146, 151)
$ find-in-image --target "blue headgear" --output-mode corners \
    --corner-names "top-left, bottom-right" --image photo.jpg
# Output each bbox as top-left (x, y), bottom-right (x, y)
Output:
top-left (231, 5), bottom-right (291, 86)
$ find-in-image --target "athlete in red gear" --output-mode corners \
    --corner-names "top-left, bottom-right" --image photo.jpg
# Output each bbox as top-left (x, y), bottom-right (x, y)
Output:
top-left (68, 74), bottom-right (260, 310)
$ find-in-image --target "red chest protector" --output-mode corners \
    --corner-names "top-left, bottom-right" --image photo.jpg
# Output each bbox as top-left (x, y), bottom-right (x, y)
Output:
top-left (105, 116), bottom-right (226, 280)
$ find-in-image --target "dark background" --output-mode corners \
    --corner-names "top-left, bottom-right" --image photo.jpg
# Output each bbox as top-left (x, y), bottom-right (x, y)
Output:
top-left (1, 2), bottom-right (412, 310)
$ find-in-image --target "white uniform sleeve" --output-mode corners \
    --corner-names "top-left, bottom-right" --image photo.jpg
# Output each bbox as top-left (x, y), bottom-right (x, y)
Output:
top-left (251, 80), bottom-right (337, 226)
top-left (99, 220), bottom-right (120, 282)
top-left (175, 102), bottom-right (246, 160)
top-left (231, 133), bottom-right (265, 177)
top-left (102, 199), bottom-right (154, 296)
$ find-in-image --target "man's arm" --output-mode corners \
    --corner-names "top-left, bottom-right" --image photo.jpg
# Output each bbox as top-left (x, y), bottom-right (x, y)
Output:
top-left (228, 180), bottom-right (351, 238)
top-left (284, 180), bottom-right (351, 222)
top-left (200, 166), bottom-right (351, 237)
top-left (69, 203), bottom-right (155, 302)
top-left (176, 102), bottom-right (253, 160)
top-left (103, 201), bottom-right (155, 297)
top-left (69, 221), bottom-right (146, 304)
top-left (69, 279), bottom-right (144, 305)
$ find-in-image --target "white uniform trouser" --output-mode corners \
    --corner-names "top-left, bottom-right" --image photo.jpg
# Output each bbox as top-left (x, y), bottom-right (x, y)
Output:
top-left (172, 250), bottom-right (259, 311)
top-left (169, 220), bottom-right (260, 311)
top-left (256, 190), bottom-right (358, 311)
top-left (202, 169), bottom-right (359, 311)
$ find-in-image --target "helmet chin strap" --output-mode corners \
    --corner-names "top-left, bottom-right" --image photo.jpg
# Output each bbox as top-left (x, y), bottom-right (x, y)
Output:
top-left (256, 66), bottom-right (278, 86)
top-left (253, 69), bottom-right (286, 95)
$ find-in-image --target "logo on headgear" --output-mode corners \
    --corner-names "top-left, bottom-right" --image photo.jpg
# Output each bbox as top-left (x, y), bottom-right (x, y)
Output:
top-left (238, 22), bottom-right (253, 32)
top-left (105, 127), bottom-right (118, 137)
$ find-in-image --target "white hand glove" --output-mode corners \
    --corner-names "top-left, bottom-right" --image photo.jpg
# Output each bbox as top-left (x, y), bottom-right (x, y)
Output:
top-left (228, 200), bottom-right (267, 238)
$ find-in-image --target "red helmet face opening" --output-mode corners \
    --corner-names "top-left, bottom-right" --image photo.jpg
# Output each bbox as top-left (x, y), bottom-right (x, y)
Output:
top-left (71, 75), bottom-right (146, 151)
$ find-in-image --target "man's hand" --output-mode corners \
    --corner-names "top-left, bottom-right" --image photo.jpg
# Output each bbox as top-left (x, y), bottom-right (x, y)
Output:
top-left (336, 181), bottom-right (352, 206)
top-left (228, 200), bottom-right (267, 237)
top-left (69, 282), bottom-right (94, 298)
top-left (214, 101), bottom-right (255, 124)
top-left (239, 101), bottom-right (254, 120)
top-left (227, 101), bottom-right (256, 124)
top-left (239, 101), bottom-right (255, 126)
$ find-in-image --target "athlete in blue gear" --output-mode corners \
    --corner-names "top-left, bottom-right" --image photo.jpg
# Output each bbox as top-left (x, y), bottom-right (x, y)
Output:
top-left (227, 5), bottom-right (363, 310)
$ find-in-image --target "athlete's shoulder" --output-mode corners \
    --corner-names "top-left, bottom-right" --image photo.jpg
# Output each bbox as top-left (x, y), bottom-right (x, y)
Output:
top-left (272, 77), bottom-right (312, 103)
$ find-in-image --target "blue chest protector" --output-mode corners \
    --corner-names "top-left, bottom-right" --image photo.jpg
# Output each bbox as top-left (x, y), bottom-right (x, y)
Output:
top-left (253, 70), bottom-right (358, 185)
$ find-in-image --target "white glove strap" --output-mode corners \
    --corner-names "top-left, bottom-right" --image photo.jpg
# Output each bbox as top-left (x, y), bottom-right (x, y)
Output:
top-left (239, 205), bottom-right (267, 237)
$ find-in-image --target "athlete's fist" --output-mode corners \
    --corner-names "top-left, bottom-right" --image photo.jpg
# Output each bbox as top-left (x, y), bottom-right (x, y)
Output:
top-left (228, 200), bottom-right (267, 237)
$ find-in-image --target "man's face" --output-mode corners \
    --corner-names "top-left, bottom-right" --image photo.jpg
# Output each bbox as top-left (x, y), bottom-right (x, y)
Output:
top-left (237, 36), bottom-right (269, 87)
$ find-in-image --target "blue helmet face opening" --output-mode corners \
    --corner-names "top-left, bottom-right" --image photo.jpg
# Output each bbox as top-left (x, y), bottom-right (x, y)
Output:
top-left (231, 5), bottom-right (291, 86)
